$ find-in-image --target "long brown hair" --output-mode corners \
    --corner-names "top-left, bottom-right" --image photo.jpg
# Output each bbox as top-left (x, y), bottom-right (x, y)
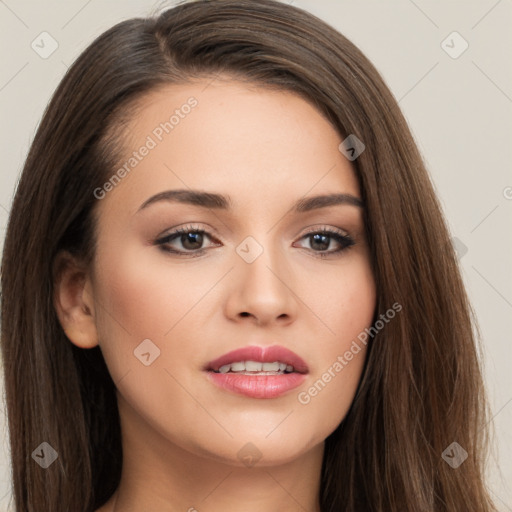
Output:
top-left (0, 1), bottom-right (496, 510)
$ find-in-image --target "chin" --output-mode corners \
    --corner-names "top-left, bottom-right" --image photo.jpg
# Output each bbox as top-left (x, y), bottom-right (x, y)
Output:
top-left (194, 433), bottom-right (320, 469)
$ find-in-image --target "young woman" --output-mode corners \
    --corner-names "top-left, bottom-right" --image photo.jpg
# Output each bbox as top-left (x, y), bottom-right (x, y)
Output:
top-left (0, 0), bottom-right (497, 510)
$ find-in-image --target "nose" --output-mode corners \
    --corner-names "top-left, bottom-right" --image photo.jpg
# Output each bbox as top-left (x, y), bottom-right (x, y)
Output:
top-left (224, 240), bottom-right (298, 327)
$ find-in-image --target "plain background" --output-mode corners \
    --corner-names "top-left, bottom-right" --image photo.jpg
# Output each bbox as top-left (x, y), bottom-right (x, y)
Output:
top-left (0, 0), bottom-right (511, 510)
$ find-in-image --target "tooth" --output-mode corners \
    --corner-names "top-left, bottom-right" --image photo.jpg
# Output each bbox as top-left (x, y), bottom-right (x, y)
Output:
top-left (217, 360), bottom-right (293, 374)
top-left (245, 360), bottom-right (263, 371)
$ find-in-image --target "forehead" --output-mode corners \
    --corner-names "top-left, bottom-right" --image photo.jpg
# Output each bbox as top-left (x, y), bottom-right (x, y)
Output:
top-left (96, 79), bottom-right (360, 218)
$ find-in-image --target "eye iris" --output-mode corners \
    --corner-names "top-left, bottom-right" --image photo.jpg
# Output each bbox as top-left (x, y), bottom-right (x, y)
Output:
top-left (182, 232), bottom-right (203, 250)
top-left (311, 233), bottom-right (329, 251)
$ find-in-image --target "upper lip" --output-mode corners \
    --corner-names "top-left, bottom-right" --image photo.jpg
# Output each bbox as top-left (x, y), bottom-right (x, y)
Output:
top-left (205, 345), bottom-right (309, 374)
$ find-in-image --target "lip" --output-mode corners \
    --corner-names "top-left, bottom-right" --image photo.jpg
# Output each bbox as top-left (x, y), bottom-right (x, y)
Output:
top-left (206, 372), bottom-right (307, 399)
top-left (204, 345), bottom-right (309, 399)
top-left (205, 345), bottom-right (309, 374)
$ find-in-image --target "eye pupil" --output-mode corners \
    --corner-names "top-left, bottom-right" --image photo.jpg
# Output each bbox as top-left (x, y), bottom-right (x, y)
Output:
top-left (182, 232), bottom-right (203, 250)
top-left (310, 233), bottom-right (329, 251)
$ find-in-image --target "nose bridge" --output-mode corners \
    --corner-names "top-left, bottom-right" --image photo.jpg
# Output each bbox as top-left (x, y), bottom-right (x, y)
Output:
top-left (236, 231), bottom-right (284, 288)
top-left (231, 230), bottom-right (296, 322)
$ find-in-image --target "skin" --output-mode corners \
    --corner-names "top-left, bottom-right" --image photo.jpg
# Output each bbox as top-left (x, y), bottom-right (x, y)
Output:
top-left (54, 78), bottom-right (376, 512)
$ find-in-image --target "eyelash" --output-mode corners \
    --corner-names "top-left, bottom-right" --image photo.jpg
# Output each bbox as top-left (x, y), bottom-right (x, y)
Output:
top-left (155, 224), bottom-right (355, 259)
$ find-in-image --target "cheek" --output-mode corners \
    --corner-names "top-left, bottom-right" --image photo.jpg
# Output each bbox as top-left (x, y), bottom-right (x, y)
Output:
top-left (93, 243), bottom-right (214, 339)
top-left (303, 251), bottom-right (376, 354)
top-left (296, 255), bottom-right (375, 433)
top-left (90, 242), bottom-right (209, 383)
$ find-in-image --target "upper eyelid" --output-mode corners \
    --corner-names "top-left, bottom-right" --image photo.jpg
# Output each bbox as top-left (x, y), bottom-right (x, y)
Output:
top-left (157, 223), bottom-right (351, 239)
top-left (157, 225), bottom-right (218, 242)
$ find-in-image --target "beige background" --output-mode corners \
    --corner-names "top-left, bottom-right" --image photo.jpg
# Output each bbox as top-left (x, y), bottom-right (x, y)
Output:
top-left (1, 0), bottom-right (511, 510)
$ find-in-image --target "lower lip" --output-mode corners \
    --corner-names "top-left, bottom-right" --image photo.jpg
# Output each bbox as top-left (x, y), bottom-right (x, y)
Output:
top-left (206, 371), bottom-right (307, 399)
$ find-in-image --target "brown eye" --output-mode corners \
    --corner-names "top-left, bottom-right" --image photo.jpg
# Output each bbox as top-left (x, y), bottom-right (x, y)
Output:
top-left (156, 226), bottom-right (219, 256)
top-left (294, 228), bottom-right (355, 258)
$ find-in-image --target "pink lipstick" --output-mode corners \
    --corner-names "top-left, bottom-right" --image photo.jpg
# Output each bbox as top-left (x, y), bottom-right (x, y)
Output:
top-left (204, 345), bottom-right (308, 399)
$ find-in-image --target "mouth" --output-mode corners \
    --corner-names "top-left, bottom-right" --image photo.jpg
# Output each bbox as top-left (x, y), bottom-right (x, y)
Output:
top-left (204, 345), bottom-right (308, 399)
top-left (205, 344), bottom-right (309, 375)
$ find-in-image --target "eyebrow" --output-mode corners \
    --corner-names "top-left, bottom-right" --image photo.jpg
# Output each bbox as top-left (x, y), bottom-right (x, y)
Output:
top-left (137, 189), bottom-right (364, 213)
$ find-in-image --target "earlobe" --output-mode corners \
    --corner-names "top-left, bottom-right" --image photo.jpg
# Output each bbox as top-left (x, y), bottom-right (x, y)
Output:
top-left (53, 251), bottom-right (99, 349)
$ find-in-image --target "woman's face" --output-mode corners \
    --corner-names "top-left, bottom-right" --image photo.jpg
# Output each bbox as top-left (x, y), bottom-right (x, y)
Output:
top-left (84, 79), bottom-right (376, 466)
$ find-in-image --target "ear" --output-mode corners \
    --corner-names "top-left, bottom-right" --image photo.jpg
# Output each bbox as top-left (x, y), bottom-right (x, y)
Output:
top-left (53, 251), bottom-right (99, 349)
